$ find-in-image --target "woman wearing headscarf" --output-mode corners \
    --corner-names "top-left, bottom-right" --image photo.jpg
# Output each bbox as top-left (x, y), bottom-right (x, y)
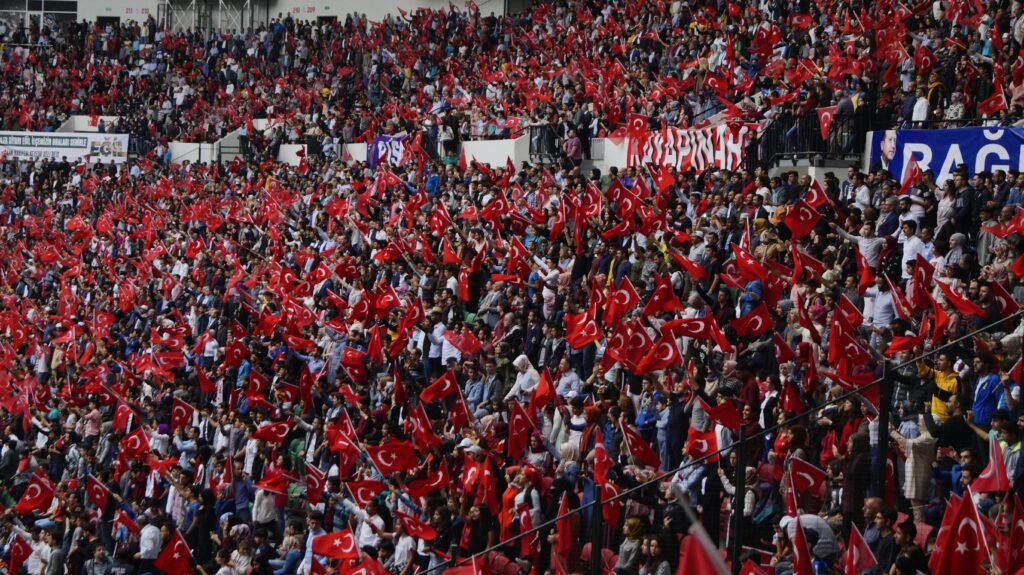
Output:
top-left (503, 355), bottom-right (540, 403)
top-left (944, 233), bottom-right (967, 268)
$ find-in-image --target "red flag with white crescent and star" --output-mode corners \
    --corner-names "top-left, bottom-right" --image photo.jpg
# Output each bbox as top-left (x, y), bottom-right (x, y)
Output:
top-left (154, 530), bottom-right (195, 575)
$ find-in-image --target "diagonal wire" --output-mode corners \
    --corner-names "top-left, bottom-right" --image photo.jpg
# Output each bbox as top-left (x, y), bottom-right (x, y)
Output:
top-left (418, 309), bottom-right (1023, 575)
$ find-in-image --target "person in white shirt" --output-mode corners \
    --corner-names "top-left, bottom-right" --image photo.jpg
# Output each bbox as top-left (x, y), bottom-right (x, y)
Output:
top-left (299, 511), bottom-right (327, 575)
top-left (864, 276), bottom-right (897, 348)
top-left (11, 526), bottom-right (53, 575)
top-left (342, 498), bottom-right (386, 552)
top-left (830, 221), bottom-right (887, 268)
top-left (899, 220), bottom-right (924, 280)
top-left (136, 514), bottom-right (162, 572)
top-left (852, 172), bottom-right (873, 213)
top-left (911, 86), bottom-right (930, 123)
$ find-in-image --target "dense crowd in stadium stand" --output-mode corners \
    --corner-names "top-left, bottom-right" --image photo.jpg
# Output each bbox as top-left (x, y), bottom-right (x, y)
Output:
top-left (1, 1), bottom-right (1024, 575)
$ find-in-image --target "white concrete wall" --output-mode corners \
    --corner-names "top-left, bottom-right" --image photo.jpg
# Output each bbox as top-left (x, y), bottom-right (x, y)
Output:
top-left (588, 138), bottom-right (629, 175)
top-left (220, 130), bottom-right (242, 162)
top-left (168, 142), bottom-right (220, 164)
top-left (79, 0), bottom-right (160, 23)
top-left (75, 0), bottom-right (505, 28)
top-left (277, 144), bottom-right (306, 165)
top-left (268, 0), bottom-right (505, 23)
top-left (460, 135), bottom-right (528, 168)
top-left (342, 143), bottom-right (368, 163)
top-left (59, 116), bottom-right (121, 133)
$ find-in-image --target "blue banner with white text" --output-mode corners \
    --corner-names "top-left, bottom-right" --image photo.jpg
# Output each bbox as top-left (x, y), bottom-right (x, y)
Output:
top-left (866, 127), bottom-right (1024, 185)
top-left (369, 132), bottom-right (407, 168)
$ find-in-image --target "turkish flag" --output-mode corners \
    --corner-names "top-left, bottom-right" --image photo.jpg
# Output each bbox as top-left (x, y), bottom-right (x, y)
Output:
top-left (989, 280), bottom-right (1020, 318)
top-left (9, 534), bottom-right (33, 575)
top-left (113, 402), bottom-right (135, 432)
top-left (739, 560), bottom-right (768, 575)
top-left (195, 364), bottom-right (217, 394)
top-left (507, 400), bottom-right (534, 459)
top-left (605, 277), bottom-right (641, 325)
top-left (621, 424), bottom-right (661, 468)
top-left (783, 200), bottom-right (821, 240)
top-left (781, 380), bottom-right (807, 413)
top-left (530, 369), bottom-right (556, 411)
top-left (791, 12), bottom-right (813, 28)
top-left (677, 527), bottom-right (731, 575)
top-left (642, 273), bottom-right (685, 316)
top-left (565, 310), bottom-right (602, 349)
top-left (662, 316), bottom-right (735, 353)
top-left (86, 474), bottom-right (111, 510)
top-left (972, 436), bottom-right (1009, 492)
top-left (900, 155), bottom-right (924, 195)
top-left (170, 397), bottom-right (194, 433)
top-left (774, 333), bottom-right (795, 363)
top-left (935, 281), bottom-right (987, 319)
top-left (698, 397), bottom-right (742, 431)
top-left (444, 328), bottom-right (482, 356)
top-left (550, 199), bottom-right (566, 240)
top-left (843, 523), bottom-right (877, 574)
top-left (305, 463), bottom-right (326, 505)
top-left (929, 494), bottom-right (962, 574)
top-left (1000, 493), bottom-right (1024, 574)
top-left (14, 473), bottom-right (55, 515)
top-left (817, 106), bottom-right (836, 140)
top-left (789, 457), bottom-right (827, 494)
top-left (420, 371), bottom-right (458, 403)
top-left (154, 530), bottom-right (194, 575)
top-left (593, 427), bottom-right (612, 486)
top-left (731, 245), bottom-right (768, 281)
top-left (884, 316), bottom-right (930, 356)
top-left (729, 303), bottom-right (773, 337)
top-left (556, 493), bottom-right (574, 557)
top-left (406, 403), bottom-right (441, 449)
top-left (366, 440), bottom-right (419, 474)
top-left (406, 461), bottom-right (448, 499)
top-left (121, 427), bottom-right (152, 460)
top-left (667, 250), bottom-right (708, 280)
top-left (803, 177), bottom-right (827, 208)
top-left (637, 333), bottom-right (682, 374)
top-left (685, 427), bottom-right (718, 461)
top-left (977, 88), bottom-right (1008, 116)
top-left (856, 250), bottom-right (875, 295)
top-left (254, 421), bottom-right (292, 443)
top-left (223, 339), bottom-right (250, 368)
top-left (346, 479), bottom-right (386, 508)
top-left (479, 192), bottom-right (511, 221)
top-left (933, 489), bottom-right (992, 574)
top-left (791, 517), bottom-right (814, 575)
top-left (395, 511), bottom-right (438, 540)
top-left (312, 529), bottom-right (359, 559)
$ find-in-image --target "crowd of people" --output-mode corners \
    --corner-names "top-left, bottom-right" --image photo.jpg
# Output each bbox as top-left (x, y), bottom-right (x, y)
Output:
top-left (2, 1), bottom-right (1024, 575)
top-left (4, 0), bottom-right (1024, 162)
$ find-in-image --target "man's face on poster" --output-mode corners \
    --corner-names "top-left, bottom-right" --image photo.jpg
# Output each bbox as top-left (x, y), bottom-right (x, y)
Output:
top-left (881, 130), bottom-right (897, 164)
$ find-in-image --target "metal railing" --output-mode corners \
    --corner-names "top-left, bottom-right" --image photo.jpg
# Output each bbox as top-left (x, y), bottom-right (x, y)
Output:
top-left (529, 124), bottom-right (561, 165)
top-left (420, 308), bottom-right (1024, 575)
top-left (751, 110), bottom-right (873, 168)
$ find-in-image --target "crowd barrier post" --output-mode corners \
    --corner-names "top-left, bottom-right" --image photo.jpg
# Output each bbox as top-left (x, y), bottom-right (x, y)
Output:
top-left (874, 360), bottom-right (893, 498)
top-left (590, 485), bottom-right (602, 575)
top-left (729, 424), bottom-right (747, 575)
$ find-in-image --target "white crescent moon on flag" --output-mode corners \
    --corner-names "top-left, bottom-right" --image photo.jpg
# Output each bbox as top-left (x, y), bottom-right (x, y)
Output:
top-left (956, 517), bottom-right (981, 551)
top-left (612, 289), bottom-right (631, 307)
top-left (24, 484), bottom-right (42, 501)
top-left (656, 342), bottom-right (674, 362)
top-left (377, 449), bottom-right (398, 469)
top-left (748, 315), bottom-right (764, 334)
